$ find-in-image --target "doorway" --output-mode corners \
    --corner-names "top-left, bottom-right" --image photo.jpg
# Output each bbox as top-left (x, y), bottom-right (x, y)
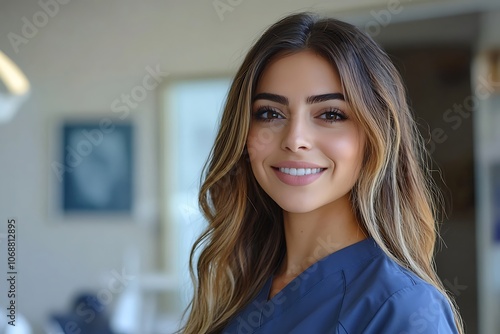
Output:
top-left (380, 13), bottom-right (479, 333)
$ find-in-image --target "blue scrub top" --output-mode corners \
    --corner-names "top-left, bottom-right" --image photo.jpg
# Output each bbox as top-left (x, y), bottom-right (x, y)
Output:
top-left (223, 238), bottom-right (458, 333)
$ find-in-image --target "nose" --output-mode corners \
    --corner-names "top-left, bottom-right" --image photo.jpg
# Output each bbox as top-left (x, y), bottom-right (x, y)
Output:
top-left (280, 114), bottom-right (312, 152)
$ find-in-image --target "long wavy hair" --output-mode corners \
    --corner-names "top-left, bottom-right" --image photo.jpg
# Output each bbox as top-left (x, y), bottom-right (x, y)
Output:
top-left (181, 12), bottom-right (463, 334)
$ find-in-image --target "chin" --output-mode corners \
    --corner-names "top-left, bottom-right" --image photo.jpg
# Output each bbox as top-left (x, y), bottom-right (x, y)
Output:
top-left (272, 196), bottom-right (325, 214)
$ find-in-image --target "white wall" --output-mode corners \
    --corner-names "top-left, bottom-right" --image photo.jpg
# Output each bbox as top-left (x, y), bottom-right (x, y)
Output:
top-left (1, 0), bottom-right (499, 333)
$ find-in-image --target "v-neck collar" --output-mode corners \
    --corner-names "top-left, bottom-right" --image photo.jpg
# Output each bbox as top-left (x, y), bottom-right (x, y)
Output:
top-left (264, 237), bottom-right (380, 301)
top-left (235, 237), bottom-right (382, 329)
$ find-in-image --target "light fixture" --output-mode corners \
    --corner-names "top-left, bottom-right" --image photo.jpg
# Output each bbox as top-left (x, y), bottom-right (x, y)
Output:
top-left (0, 50), bottom-right (31, 123)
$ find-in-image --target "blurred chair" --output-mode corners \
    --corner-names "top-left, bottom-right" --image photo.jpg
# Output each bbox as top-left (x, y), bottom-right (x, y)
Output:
top-left (109, 269), bottom-right (181, 334)
top-left (45, 293), bottom-right (115, 334)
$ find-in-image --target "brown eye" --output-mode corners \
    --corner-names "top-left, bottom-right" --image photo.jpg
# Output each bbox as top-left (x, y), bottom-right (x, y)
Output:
top-left (253, 107), bottom-right (285, 122)
top-left (318, 109), bottom-right (347, 123)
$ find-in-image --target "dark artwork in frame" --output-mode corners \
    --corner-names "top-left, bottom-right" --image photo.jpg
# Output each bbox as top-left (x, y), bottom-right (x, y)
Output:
top-left (61, 121), bottom-right (133, 214)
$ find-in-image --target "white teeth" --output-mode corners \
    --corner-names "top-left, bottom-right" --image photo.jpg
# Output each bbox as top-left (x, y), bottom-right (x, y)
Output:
top-left (278, 167), bottom-right (323, 176)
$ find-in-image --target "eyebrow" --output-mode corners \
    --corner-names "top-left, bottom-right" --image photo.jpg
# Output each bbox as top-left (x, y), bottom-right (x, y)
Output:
top-left (252, 92), bottom-right (345, 105)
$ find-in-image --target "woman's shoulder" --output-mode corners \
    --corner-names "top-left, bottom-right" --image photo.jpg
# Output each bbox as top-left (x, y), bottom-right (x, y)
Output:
top-left (337, 239), bottom-right (432, 294)
top-left (345, 245), bottom-right (428, 293)
top-left (338, 244), bottom-right (458, 333)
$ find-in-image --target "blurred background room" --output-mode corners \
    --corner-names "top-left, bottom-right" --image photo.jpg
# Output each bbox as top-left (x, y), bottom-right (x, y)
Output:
top-left (0, 0), bottom-right (499, 333)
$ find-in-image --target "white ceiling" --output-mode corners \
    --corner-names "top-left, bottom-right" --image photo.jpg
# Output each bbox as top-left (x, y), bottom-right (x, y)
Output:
top-left (0, 0), bottom-right (498, 77)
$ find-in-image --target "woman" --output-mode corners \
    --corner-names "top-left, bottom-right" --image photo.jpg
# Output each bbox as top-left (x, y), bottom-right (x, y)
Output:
top-left (181, 12), bottom-right (463, 333)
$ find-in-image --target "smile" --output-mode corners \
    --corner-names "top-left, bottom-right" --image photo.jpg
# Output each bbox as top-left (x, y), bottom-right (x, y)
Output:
top-left (278, 167), bottom-right (325, 176)
top-left (272, 167), bottom-right (327, 186)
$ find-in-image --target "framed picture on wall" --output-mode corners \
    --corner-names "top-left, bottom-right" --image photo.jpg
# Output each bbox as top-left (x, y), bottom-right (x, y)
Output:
top-left (48, 116), bottom-right (135, 221)
top-left (61, 121), bottom-right (133, 213)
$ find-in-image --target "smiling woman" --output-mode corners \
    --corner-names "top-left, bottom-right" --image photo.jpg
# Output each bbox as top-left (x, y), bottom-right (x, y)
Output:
top-left (248, 51), bottom-right (365, 217)
top-left (180, 12), bottom-right (464, 334)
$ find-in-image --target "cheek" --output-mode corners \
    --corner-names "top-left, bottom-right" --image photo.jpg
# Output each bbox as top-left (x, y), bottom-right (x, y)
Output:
top-left (246, 127), bottom-right (259, 162)
top-left (323, 131), bottom-right (365, 166)
top-left (246, 125), bottom-right (277, 162)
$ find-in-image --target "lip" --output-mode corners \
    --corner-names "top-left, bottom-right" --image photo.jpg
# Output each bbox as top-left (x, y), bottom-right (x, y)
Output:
top-left (271, 163), bottom-right (327, 186)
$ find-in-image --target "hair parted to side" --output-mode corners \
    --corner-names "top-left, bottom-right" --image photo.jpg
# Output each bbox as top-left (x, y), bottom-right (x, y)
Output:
top-left (180, 12), bottom-right (464, 334)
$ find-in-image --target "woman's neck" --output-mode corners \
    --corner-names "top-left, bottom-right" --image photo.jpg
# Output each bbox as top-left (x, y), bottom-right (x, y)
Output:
top-left (276, 193), bottom-right (367, 279)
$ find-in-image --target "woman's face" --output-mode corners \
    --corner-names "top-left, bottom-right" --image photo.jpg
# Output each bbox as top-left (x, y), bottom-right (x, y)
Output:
top-left (246, 50), bottom-right (366, 213)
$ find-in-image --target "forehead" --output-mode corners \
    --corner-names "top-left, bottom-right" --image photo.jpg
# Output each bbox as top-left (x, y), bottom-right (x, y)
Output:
top-left (255, 50), bottom-right (343, 96)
